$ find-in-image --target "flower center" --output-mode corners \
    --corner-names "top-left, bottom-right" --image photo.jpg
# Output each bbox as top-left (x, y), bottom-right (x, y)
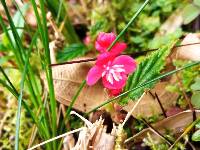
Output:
top-left (102, 61), bottom-right (125, 84)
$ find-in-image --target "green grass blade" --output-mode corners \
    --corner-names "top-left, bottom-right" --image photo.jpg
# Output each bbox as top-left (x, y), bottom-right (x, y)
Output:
top-left (30, 1), bottom-right (57, 149)
top-left (86, 61), bottom-right (200, 115)
top-left (14, 32), bottom-right (38, 150)
top-left (60, 80), bottom-right (86, 131)
top-left (58, 80), bottom-right (86, 149)
top-left (0, 78), bottom-right (18, 97)
top-left (108, 0), bottom-right (150, 51)
top-left (39, 0), bottom-right (57, 139)
top-left (0, 1), bottom-right (40, 108)
top-left (14, 44), bottom-right (30, 150)
top-left (0, 68), bottom-right (51, 148)
top-left (56, 0), bottom-right (64, 23)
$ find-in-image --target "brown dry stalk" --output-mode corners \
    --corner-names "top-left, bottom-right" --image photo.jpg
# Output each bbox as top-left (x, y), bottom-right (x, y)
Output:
top-left (49, 42), bottom-right (200, 67)
top-left (154, 92), bottom-right (167, 118)
top-left (175, 73), bottom-right (196, 121)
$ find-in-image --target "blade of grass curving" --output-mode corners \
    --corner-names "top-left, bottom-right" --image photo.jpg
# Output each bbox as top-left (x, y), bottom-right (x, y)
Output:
top-left (1, 0), bottom-right (25, 62)
top-left (0, 1), bottom-right (40, 108)
top-left (15, 41), bottom-right (30, 150)
top-left (0, 66), bottom-right (18, 94)
top-left (65, 80), bottom-right (86, 123)
top-left (30, 1), bottom-right (57, 148)
top-left (39, 0), bottom-right (57, 141)
top-left (107, 0), bottom-right (150, 51)
top-left (11, 1), bottom-right (42, 102)
top-left (56, 0), bottom-right (64, 23)
top-left (86, 61), bottom-right (200, 115)
top-left (14, 31), bottom-right (40, 150)
top-left (0, 14), bottom-right (22, 67)
top-left (58, 80), bottom-right (86, 149)
top-left (0, 68), bottom-right (51, 149)
top-left (59, 80), bottom-right (86, 132)
top-left (0, 78), bottom-right (18, 97)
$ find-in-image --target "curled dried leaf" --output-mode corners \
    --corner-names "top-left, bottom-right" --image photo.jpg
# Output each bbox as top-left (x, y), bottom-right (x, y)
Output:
top-left (52, 57), bottom-right (109, 112)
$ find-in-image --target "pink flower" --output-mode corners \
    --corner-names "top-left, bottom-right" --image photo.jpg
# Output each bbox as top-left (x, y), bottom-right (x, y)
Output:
top-left (86, 32), bottom-right (137, 94)
top-left (95, 32), bottom-right (127, 55)
top-left (109, 89), bottom-right (122, 96)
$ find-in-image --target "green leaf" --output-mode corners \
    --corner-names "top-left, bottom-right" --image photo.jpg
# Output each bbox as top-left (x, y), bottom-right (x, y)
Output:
top-left (195, 120), bottom-right (200, 129)
top-left (182, 4), bottom-right (200, 25)
top-left (121, 41), bottom-right (175, 103)
top-left (57, 43), bottom-right (88, 62)
top-left (8, 3), bottom-right (29, 46)
top-left (192, 129), bottom-right (200, 141)
top-left (191, 92), bottom-right (200, 108)
top-left (194, 0), bottom-right (200, 7)
top-left (191, 77), bottom-right (200, 91)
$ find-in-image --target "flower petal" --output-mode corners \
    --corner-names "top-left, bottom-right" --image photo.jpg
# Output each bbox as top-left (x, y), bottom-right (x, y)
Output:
top-left (95, 32), bottom-right (116, 53)
top-left (110, 42), bottom-right (127, 55)
top-left (112, 55), bottom-right (137, 74)
top-left (102, 73), bottom-right (127, 89)
top-left (109, 89), bottom-right (122, 96)
top-left (86, 66), bottom-right (103, 86)
top-left (96, 52), bottom-right (115, 67)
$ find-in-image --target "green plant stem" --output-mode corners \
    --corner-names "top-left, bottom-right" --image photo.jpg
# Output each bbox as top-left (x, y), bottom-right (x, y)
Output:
top-left (107, 0), bottom-right (150, 51)
top-left (86, 61), bottom-right (200, 115)
top-left (60, 80), bottom-right (86, 131)
top-left (58, 80), bottom-right (86, 149)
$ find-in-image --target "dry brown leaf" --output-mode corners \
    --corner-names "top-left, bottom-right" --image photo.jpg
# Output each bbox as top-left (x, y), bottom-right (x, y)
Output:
top-left (123, 82), bottom-right (178, 118)
top-left (125, 110), bottom-right (200, 144)
top-left (52, 57), bottom-right (109, 112)
top-left (176, 33), bottom-right (200, 61)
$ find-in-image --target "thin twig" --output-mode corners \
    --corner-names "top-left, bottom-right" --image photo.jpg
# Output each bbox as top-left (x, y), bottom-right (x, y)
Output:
top-left (154, 92), bottom-right (167, 118)
top-left (27, 127), bottom-right (85, 150)
top-left (141, 118), bottom-right (172, 146)
top-left (49, 42), bottom-right (200, 67)
top-left (148, 91), bottom-right (167, 118)
top-left (50, 58), bottom-right (97, 67)
top-left (168, 117), bottom-right (200, 150)
top-left (121, 92), bottom-right (146, 127)
top-left (175, 73), bottom-right (196, 122)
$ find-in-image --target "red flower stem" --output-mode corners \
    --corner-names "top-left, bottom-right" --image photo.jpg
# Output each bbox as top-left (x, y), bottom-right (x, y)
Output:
top-left (49, 42), bottom-right (200, 67)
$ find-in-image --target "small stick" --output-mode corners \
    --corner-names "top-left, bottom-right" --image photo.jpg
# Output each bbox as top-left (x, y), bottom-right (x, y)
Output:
top-left (154, 92), bottom-right (167, 118)
top-left (141, 118), bottom-right (172, 146)
top-left (70, 111), bottom-right (92, 128)
top-left (27, 127), bottom-right (85, 150)
top-left (175, 73), bottom-right (196, 122)
top-left (50, 58), bottom-right (97, 67)
top-left (168, 117), bottom-right (200, 150)
top-left (122, 92), bottom-right (146, 127)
